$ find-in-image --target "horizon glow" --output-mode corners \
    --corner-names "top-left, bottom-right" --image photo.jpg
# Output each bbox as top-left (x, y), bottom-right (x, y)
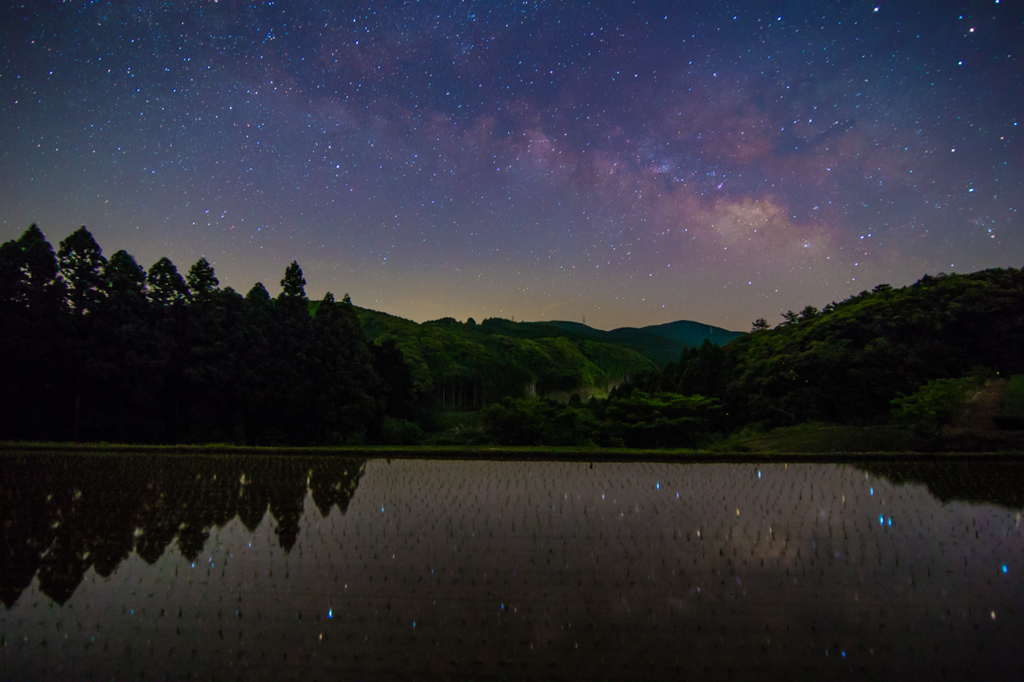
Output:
top-left (1, 2), bottom-right (1021, 330)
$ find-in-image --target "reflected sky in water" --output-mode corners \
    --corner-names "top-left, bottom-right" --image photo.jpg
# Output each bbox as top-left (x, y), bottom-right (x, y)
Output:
top-left (1, 455), bottom-right (1022, 679)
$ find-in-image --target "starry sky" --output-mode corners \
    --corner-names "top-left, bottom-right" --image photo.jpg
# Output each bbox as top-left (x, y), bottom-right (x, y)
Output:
top-left (1, 1), bottom-right (1021, 330)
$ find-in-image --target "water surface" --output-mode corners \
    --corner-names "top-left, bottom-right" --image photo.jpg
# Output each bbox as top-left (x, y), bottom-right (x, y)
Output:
top-left (1, 454), bottom-right (1022, 679)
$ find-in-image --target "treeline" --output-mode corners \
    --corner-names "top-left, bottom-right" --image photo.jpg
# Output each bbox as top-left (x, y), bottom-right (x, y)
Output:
top-left (481, 391), bottom-right (722, 448)
top-left (0, 225), bottom-right (410, 444)
top-left (0, 454), bottom-right (366, 607)
top-left (6, 223), bottom-right (1019, 449)
top-left (475, 268), bottom-right (1024, 448)
top-left (629, 268), bottom-right (1024, 433)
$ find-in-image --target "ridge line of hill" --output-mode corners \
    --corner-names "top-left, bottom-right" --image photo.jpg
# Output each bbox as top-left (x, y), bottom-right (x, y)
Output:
top-left (353, 308), bottom-right (742, 367)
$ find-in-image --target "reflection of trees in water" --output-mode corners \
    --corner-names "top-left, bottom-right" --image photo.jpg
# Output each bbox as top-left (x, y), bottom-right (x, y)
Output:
top-left (0, 454), bottom-right (365, 608)
top-left (267, 458), bottom-right (309, 552)
top-left (855, 460), bottom-right (1024, 511)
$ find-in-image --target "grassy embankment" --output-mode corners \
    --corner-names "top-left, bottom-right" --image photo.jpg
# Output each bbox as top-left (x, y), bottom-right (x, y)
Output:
top-left (2, 430), bottom-right (1019, 462)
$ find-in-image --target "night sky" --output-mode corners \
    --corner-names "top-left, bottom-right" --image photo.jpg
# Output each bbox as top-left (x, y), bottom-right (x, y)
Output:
top-left (1, 1), bottom-right (1021, 330)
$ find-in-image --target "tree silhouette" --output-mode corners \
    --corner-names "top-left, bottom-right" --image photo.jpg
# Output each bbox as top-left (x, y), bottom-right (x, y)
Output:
top-left (0, 227), bottom-right (69, 438)
top-left (94, 251), bottom-right (161, 440)
top-left (58, 226), bottom-right (106, 317)
top-left (279, 260), bottom-right (307, 301)
top-left (311, 291), bottom-right (384, 441)
top-left (186, 256), bottom-right (219, 300)
top-left (798, 305), bottom-right (819, 321)
top-left (0, 239), bottom-right (25, 306)
top-left (104, 250), bottom-right (148, 312)
top-left (14, 225), bottom-right (65, 312)
top-left (268, 262), bottom-right (315, 442)
top-left (371, 338), bottom-right (417, 419)
top-left (147, 257), bottom-right (188, 307)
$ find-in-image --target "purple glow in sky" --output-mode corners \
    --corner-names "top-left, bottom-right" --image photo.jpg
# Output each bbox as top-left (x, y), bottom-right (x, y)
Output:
top-left (1, 1), bottom-right (1021, 329)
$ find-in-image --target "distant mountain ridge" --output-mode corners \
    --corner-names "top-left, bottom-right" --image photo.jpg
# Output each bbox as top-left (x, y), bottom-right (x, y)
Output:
top-left (634, 320), bottom-right (743, 343)
top-left (539, 319), bottom-right (743, 365)
top-left (358, 308), bottom-right (742, 370)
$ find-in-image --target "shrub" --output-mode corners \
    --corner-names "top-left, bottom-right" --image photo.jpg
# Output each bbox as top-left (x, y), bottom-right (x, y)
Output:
top-left (379, 417), bottom-right (424, 445)
top-left (891, 377), bottom-right (975, 436)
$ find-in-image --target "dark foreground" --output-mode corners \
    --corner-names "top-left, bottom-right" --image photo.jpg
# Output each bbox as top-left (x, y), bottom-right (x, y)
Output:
top-left (1, 452), bottom-right (1022, 680)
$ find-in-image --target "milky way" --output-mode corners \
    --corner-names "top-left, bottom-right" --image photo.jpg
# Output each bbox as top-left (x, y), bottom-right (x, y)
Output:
top-left (1, 1), bottom-right (1020, 329)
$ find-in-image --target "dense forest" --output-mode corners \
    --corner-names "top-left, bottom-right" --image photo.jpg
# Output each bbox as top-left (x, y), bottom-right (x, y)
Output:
top-left (2, 224), bottom-right (1021, 448)
top-left (0, 225), bottom-right (691, 445)
top-left (631, 268), bottom-right (1024, 431)
top-left (1, 225), bottom-right (391, 444)
top-left (476, 267), bottom-right (1024, 447)
top-left (353, 309), bottom-right (661, 410)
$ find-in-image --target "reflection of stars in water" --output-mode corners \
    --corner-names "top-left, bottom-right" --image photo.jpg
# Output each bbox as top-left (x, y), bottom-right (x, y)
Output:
top-left (0, 2), bottom-right (1021, 328)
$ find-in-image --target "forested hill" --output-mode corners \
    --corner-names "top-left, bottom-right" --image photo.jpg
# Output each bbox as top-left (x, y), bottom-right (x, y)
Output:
top-left (609, 321), bottom-right (741, 364)
top-left (353, 308), bottom-right (664, 409)
top-left (352, 309), bottom-right (737, 387)
top-left (633, 320), bottom-right (743, 346)
top-left (521, 319), bottom-right (741, 365)
top-left (630, 268), bottom-right (1024, 431)
top-left (0, 222), bottom-right (741, 445)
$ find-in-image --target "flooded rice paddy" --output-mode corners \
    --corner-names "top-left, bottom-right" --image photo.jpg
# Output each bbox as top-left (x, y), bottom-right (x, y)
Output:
top-left (1, 454), bottom-right (1022, 680)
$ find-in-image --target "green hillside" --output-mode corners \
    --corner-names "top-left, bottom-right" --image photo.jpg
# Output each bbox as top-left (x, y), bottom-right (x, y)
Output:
top-left (635, 268), bottom-right (1024, 432)
top-left (632, 320), bottom-right (743, 346)
top-left (539, 321), bottom-right (689, 364)
top-left (353, 308), bottom-right (659, 409)
top-left (470, 317), bottom-right (739, 365)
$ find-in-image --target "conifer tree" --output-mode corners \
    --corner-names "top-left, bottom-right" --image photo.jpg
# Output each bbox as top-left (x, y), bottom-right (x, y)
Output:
top-left (147, 257), bottom-right (188, 307)
top-left (279, 261), bottom-right (307, 301)
top-left (58, 226), bottom-right (106, 316)
top-left (186, 257), bottom-right (219, 300)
